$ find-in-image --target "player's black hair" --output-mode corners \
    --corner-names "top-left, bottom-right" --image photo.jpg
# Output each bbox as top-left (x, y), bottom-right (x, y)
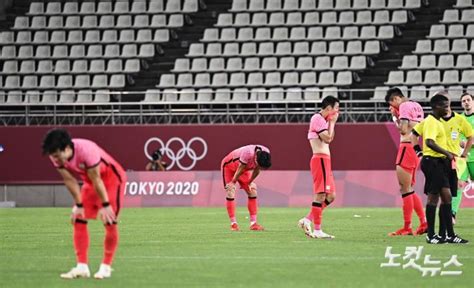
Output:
top-left (42, 128), bottom-right (74, 155)
top-left (430, 94), bottom-right (449, 109)
top-left (385, 87), bottom-right (405, 103)
top-left (256, 150), bottom-right (272, 169)
top-left (321, 96), bottom-right (339, 109)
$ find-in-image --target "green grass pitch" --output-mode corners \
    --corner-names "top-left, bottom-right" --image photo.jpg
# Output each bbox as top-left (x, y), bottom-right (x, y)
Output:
top-left (1, 207), bottom-right (473, 288)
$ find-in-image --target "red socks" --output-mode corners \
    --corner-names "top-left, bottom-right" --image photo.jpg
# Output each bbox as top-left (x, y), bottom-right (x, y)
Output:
top-left (226, 197), bottom-right (258, 223)
top-left (103, 224), bottom-right (119, 265)
top-left (73, 220), bottom-right (119, 266)
top-left (311, 202), bottom-right (323, 230)
top-left (402, 192), bottom-right (414, 229)
top-left (412, 193), bottom-right (426, 224)
top-left (306, 199), bottom-right (330, 221)
top-left (226, 197), bottom-right (236, 223)
top-left (73, 220), bottom-right (89, 264)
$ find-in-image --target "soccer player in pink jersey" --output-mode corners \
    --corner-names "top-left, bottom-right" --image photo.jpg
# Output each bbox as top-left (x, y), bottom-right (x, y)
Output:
top-left (42, 128), bottom-right (127, 280)
top-left (385, 88), bottom-right (427, 236)
top-left (298, 96), bottom-right (339, 239)
top-left (221, 145), bottom-right (272, 231)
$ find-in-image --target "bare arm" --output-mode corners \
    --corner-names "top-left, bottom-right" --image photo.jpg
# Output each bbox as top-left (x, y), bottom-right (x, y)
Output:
top-left (426, 139), bottom-right (454, 160)
top-left (58, 168), bottom-right (82, 204)
top-left (157, 161), bottom-right (167, 171)
top-left (318, 121), bottom-right (336, 144)
top-left (410, 132), bottom-right (420, 146)
top-left (410, 132), bottom-right (423, 157)
top-left (249, 167), bottom-right (261, 183)
top-left (145, 162), bottom-right (153, 171)
top-left (399, 119), bottom-right (410, 135)
top-left (231, 163), bottom-right (248, 183)
top-left (86, 165), bottom-right (109, 203)
top-left (461, 136), bottom-right (473, 158)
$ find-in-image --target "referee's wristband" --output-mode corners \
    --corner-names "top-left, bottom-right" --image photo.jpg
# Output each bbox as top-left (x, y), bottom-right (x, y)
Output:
top-left (75, 203), bottom-right (83, 208)
top-left (414, 145), bottom-right (423, 157)
top-left (102, 202), bottom-right (110, 208)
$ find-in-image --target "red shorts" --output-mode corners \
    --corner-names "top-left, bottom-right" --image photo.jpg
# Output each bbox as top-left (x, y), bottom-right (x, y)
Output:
top-left (221, 158), bottom-right (252, 192)
top-left (310, 153), bottom-right (335, 194)
top-left (396, 142), bottom-right (419, 185)
top-left (80, 167), bottom-right (126, 220)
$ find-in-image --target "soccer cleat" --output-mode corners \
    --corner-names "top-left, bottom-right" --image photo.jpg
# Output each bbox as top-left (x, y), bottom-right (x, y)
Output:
top-left (230, 223), bottom-right (240, 231)
top-left (388, 227), bottom-right (413, 236)
top-left (426, 234), bottom-right (447, 244)
top-left (415, 222), bottom-right (428, 235)
top-left (297, 218), bottom-right (312, 237)
top-left (249, 223), bottom-right (264, 231)
top-left (446, 235), bottom-right (469, 244)
top-left (312, 230), bottom-right (335, 239)
top-left (94, 264), bottom-right (113, 279)
top-left (60, 265), bottom-right (91, 279)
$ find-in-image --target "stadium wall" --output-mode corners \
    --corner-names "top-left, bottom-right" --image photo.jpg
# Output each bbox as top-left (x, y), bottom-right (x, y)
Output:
top-left (0, 123), bottom-right (400, 183)
top-left (3, 124), bottom-right (474, 208)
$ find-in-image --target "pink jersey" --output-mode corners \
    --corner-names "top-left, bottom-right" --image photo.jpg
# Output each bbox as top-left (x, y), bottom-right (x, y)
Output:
top-left (308, 113), bottom-right (328, 140)
top-left (49, 139), bottom-right (125, 183)
top-left (223, 145), bottom-right (270, 170)
top-left (399, 101), bottom-right (424, 122)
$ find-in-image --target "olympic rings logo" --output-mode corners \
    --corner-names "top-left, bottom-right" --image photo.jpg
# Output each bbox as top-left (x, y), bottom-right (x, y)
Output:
top-left (144, 137), bottom-right (208, 171)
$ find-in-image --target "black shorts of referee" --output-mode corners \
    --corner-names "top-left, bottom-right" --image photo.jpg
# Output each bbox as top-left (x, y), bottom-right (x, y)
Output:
top-left (420, 156), bottom-right (456, 196)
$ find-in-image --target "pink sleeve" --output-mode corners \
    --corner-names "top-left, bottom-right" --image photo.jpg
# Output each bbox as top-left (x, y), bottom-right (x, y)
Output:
top-left (239, 148), bottom-right (252, 164)
top-left (311, 115), bottom-right (328, 133)
top-left (80, 143), bottom-right (101, 169)
top-left (399, 102), bottom-right (421, 121)
top-left (398, 103), bottom-right (410, 120)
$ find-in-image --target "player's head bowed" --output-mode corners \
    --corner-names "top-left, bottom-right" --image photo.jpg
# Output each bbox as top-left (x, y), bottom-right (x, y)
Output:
top-left (385, 87), bottom-right (406, 109)
top-left (42, 128), bottom-right (73, 155)
top-left (256, 150), bottom-right (272, 170)
top-left (321, 95), bottom-right (339, 110)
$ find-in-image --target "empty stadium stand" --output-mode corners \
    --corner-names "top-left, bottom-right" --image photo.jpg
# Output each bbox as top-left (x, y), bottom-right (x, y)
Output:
top-left (1, 0), bottom-right (473, 125)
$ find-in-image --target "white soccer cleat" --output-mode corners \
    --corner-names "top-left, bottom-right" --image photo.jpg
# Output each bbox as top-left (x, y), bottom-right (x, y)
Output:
top-left (312, 230), bottom-right (335, 239)
top-left (298, 218), bottom-right (313, 237)
top-left (60, 264), bottom-right (90, 279)
top-left (94, 264), bottom-right (113, 279)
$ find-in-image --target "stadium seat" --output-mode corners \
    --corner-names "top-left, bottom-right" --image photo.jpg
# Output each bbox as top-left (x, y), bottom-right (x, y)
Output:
top-left (442, 70), bottom-right (460, 85)
top-left (405, 70), bottom-right (422, 85)
top-left (76, 90), bottom-right (93, 103)
top-left (448, 85), bottom-right (464, 99)
top-left (400, 55), bottom-right (418, 70)
top-left (41, 90), bottom-right (58, 103)
top-left (25, 90), bottom-right (40, 103)
top-left (372, 86), bottom-right (389, 99)
top-left (286, 87), bottom-right (303, 100)
top-left (215, 88), bottom-right (231, 101)
top-left (101, 59), bottom-right (118, 73)
top-left (385, 71), bottom-right (404, 85)
top-left (419, 55), bottom-right (436, 69)
top-left (6, 90), bottom-right (23, 103)
top-left (94, 90), bottom-right (110, 102)
top-left (423, 70), bottom-right (441, 85)
top-left (410, 86), bottom-right (427, 100)
top-left (59, 90), bottom-right (76, 103)
top-left (180, 88), bottom-right (196, 101)
top-left (438, 55), bottom-right (454, 69)
top-left (303, 87), bottom-right (321, 100)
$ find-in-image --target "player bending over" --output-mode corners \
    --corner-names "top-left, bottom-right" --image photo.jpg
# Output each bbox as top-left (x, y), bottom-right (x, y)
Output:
top-left (42, 129), bottom-right (127, 279)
